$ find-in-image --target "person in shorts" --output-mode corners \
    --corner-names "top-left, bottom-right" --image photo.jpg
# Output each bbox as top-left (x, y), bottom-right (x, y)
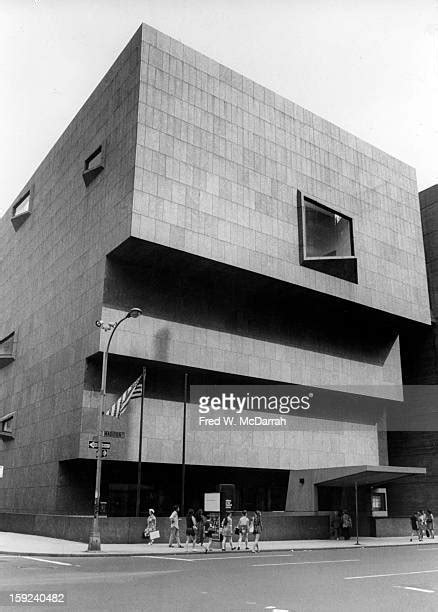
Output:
top-left (237, 510), bottom-right (250, 550)
top-left (221, 512), bottom-right (235, 551)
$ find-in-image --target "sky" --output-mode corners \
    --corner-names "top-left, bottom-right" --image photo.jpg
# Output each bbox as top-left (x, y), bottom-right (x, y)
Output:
top-left (1, 0), bottom-right (437, 218)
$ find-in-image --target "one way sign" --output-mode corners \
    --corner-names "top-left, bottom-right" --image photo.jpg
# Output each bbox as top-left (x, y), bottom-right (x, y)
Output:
top-left (88, 440), bottom-right (111, 450)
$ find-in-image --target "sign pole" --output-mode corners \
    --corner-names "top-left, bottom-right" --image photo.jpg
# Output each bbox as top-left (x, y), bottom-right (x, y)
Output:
top-left (135, 366), bottom-right (146, 517)
top-left (181, 372), bottom-right (188, 516)
top-left (88, 344), bottom-right (109, 551)
top-left (354, 480), bottom-right (360, 545)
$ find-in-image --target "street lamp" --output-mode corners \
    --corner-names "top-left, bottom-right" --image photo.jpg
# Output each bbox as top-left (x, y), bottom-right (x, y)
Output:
top-left (88, 307), bottom-right (142, 551)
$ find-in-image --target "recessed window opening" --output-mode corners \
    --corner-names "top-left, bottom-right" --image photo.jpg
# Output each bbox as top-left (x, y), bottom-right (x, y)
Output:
top-left (1, 415), bottom-right (13, 434)
top-left (13, 192), bottom-right (30, 217)
top-left (304, 198), bottom-right (354, 258)
top-left (0, 412), bottom-right (14, 439)
top-left (297, 191), bottom-right (358, 283)
top-left (83, 144), bottom-right (105, 186)
top-left (85, 146), bottom-right (103, 172)
top-left (0, 332), bottom-right (14, 356)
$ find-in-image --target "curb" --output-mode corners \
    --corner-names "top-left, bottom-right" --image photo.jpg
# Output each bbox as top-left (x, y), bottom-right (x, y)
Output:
top-left (0, 541), bottom-right (432, 558)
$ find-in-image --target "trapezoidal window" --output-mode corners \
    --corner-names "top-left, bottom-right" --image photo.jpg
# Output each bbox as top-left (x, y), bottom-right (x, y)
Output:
top-left (297, 192), bottom-right (358, 283)
top-left (82, 144), bottom-right (105, 186)
top-left (0, 412), bottom-right (14, 440)
top-left (0, 332), bottom-right (15, 368)
top-left (11, 191), bottom-right (31, 231)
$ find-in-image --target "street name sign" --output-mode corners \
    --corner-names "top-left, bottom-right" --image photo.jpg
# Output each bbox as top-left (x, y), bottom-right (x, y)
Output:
top-left (88, 440), bottom-right (111, 450)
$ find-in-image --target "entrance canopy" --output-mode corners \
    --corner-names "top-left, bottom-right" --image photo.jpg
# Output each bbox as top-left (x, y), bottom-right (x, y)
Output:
top-left (315, 465), bottom-right (426, 488)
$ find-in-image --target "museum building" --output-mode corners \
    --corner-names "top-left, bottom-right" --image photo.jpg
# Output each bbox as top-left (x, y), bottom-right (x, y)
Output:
top-left (0, 24), bottom-right (430, 534)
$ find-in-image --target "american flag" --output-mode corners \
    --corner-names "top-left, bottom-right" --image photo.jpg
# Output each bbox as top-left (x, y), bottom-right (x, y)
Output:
top-left (105, 375), bottom-right (143, 418)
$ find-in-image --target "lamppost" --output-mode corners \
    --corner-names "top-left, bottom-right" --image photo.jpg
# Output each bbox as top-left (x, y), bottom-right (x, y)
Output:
top-left (88, 307), bottom-right (142, 552)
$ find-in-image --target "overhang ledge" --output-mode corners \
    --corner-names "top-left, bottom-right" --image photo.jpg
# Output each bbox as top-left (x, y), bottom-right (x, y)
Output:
top-left (315, 465), bottom-right (426, 488)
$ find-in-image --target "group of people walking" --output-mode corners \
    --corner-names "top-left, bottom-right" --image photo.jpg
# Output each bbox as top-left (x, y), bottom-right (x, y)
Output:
top-left (145, 505), bottom-right (436, 549)
top-left (410, 509), bottom-right (434, 541)
top-left (165, 505), bottom-right (263, 553)
top-left (221, 509), bottom-right (263, 552)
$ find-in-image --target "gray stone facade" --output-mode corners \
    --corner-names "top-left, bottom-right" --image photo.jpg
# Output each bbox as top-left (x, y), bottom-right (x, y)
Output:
top-left (0, 24), bottom-right (430, 516)
top-left (387, 184), bottom-right (438, 515)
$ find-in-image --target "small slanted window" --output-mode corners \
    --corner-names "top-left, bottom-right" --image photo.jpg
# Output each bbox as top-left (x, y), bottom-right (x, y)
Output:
top-left (0, 412), bottom-right (14, 440)
top-left (0, 332), bottom-right (15, 368)
top-left (83, 144), bottom-right (105, 186)
top-left (11, 191), bottom-right (31, 231)
top-left (297, 192), bottom-right (358, 283)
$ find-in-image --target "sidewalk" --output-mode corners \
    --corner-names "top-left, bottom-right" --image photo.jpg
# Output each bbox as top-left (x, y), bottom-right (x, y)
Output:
top-left (1, 532), bottom-right (437, 557)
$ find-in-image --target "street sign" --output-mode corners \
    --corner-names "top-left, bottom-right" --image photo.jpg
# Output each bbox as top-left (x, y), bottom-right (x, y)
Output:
top-left (204, 492), bottom-right (220, 512)
top-left (88, 440), bottom-right (110, 450)
top-left (0, 466), bottom-right (3, 478)
top-left (95, 449), bottom-right (108, 458)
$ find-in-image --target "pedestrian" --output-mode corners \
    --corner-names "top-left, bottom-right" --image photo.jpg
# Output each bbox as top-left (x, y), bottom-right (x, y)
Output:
top-left (251, 510), bottom-right (263, 553)
top-left (418, 510), bottom-right (427, 541)
top-left (331, 510), bottom-right (342, 540)
top-left (426, 509), bottom-right (435, 538)
top-left (195, 509), bottom-right (206, 550)
top-left (145, 508), bottom-right (157, 545)
top-left (168, 504), bottom-right (183, 548)
top-left (237, 510), bottom-right (250, 550)
top-left (221, 512), bottom-right (235, 551)
top-left (341, 510), bottom-right (352, 540)
top-left (185, 508), bottom-right (197, 551)
top-left (409, 511), bottom-right (419, 542)
top-left (203, 513), bottom-right (214, 553)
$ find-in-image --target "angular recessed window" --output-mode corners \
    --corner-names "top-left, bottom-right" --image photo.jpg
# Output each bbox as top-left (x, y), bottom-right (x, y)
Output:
top-left (11, 191), bottom-right (32, 231)
top-left (0, 332), bottom-right (15, 368)
top-left (14, 193), bottom-right (30, 216)
top-left (297, 192), bottom-right (358, 283)
top-left (83, 144), bottom-right (105, 186)
top-left (0, 412), bottom-right (14, 440)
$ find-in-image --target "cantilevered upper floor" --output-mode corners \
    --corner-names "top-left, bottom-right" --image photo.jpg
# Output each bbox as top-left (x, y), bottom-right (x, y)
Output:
top-left (131, 24), bottom-right (430, 325)
top-left (0, 23), bottom-right (430, 354)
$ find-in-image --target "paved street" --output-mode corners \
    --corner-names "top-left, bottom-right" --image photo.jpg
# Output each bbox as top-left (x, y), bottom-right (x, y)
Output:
top-left (1, 545), bottom-right (438, 611)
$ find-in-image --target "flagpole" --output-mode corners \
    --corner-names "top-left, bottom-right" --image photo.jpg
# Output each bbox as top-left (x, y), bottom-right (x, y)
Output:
top-left (181, 372), bottom-right (188, 516)
top-left (135, 366), bottom-right (146, 517)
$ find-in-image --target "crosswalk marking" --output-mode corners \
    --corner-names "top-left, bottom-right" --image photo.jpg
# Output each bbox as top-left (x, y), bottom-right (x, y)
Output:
top-left (254, 558), bottom-right (360, 567)
top-left (139, 555), bottom-right (194, 562)
top-left (346, 568), bottom-right (438, 580)
top-left (22, 556), bottom-right (73, 566)
top-left (394, 586), bottom-right (435, 594)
